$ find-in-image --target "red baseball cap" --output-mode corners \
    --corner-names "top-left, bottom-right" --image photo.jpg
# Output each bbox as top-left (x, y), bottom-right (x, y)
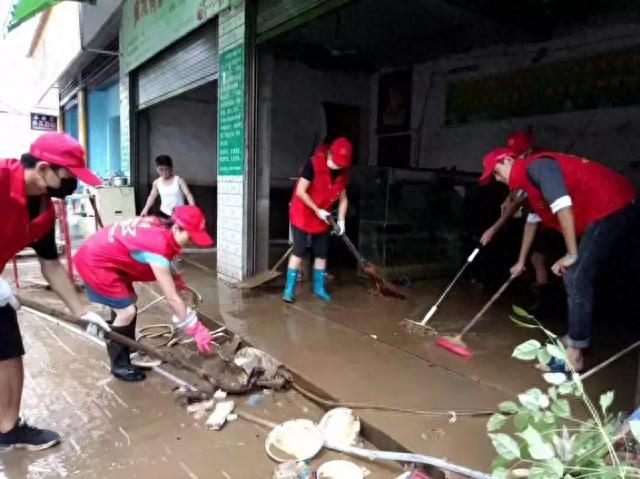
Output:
top-left (505, 130), bottom-right (533, 156)
top-left (479, 147), bottom-right (514, 185)
top-left (330, 137), bottom-right (353, 168)
top-left (172, 205), bottom-right (214, 247)
top-left (29, 133), bottom-right (102, 186)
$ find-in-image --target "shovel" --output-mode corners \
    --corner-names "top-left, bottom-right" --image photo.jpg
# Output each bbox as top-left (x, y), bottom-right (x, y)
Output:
top-left (234, 246), bottom-right (293, 289)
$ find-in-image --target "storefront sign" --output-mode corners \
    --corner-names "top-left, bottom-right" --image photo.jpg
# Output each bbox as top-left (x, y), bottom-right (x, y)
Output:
top-left (218, 44), bottom-right (245, 176)
top-left (445, 48), bottom-right (640, 126)
top-left (30, 113), bottom-right (57, 132)
top-left (121, 0), bottom-right (229, 72)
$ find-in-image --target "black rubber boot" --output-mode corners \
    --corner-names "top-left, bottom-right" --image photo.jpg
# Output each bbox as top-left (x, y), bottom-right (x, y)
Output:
top-left (107, 314), bottom-right (146, 382)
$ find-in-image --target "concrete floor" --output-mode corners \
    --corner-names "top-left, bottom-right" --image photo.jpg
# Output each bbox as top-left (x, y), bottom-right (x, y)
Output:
top-left (176, 252), bottom-right (639, 472)
top-left (1, 263), bottom-right (400, 478)
top-left (5, 252), bottom-right (638, 477)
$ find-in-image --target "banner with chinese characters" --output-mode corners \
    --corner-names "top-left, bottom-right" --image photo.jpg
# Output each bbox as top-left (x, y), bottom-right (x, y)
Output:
top-left (217, 44), bottom-right (244, 176)
top-left (121, 0), bottom-right (229, 72)
top-left (445, 49), bottom-right (640, 126)
top-left (30, 113), bottom-right (57, 132)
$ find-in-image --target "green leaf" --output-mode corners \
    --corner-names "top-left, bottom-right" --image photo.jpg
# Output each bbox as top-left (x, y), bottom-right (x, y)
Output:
top-left (513, 411), bottom-right (532, 431)
top-left (546, 343), bottom-right (565, 359)
top-left (489, 433), bottom-right (521, 460)
top-left (529, 467), bottom-right (549, 479)
top-left (599, 390), bottom-right (614, 415)
top-left (487, 413), bottom-right (507, 432)
top-left (537, 347), bottom-right (552, 366)
top-left (512, 339), bottom-right (542, 361)
top-left (544, 457), bottom-right (563, 477)
top-left (491, 467), bottom-right (509, 479)
top-left (518, 425), bottom-right (555, 460)
top-left (557, 381), bottom-right (575, 395)
top-left (498, 401), bottom-right (519, 414)
top-left (509, 314), bottom-right (539, 329)
top-left (512, 305), bottom-right (533, 318)
top-left (519, 388), bottom-right (549, 410)
top-left (542, 411), bottom-right (557, 425)
top-left (543, 373), bottom-right (568, 385)
top-left (629, 420), bottom-right (640, 442)
top-left (548, 387), bottom-right (558, 401)
top-left (550, 399), bottom-right (571, 417)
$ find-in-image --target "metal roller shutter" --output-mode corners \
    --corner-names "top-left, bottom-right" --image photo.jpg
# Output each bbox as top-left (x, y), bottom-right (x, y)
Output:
top-left (137, 24), bottom-right (218, 110)
top-left (257, 0), bottom-right (351, 41)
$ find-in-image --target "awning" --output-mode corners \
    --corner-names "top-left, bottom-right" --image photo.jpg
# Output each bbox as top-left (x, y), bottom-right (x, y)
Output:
top-left (8, 0), bottom-right (60, 30)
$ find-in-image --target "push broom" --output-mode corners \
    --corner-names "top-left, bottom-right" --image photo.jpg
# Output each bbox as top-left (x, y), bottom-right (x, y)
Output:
top-left (436, 275), bottom-right (514, 357)
top-left (403, 246), bottom-right (481, 332)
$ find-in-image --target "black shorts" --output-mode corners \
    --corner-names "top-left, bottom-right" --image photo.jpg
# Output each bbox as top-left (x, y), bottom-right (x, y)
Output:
top-left (291, 225), bottom-right (329, 259)
top-left (0, 305), bottom-right (24, 361)
top-left (532, 227), bottom-right (564, 256)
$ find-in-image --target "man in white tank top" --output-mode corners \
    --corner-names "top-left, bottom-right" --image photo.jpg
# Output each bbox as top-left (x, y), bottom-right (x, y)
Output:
top-left (140, 155), bottom-right (196, 218)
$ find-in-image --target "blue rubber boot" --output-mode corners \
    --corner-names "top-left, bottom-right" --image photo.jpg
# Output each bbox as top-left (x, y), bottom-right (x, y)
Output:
top-left (313, 269), bottom-right (332, 301)
top-left (282, 268), bottom-right (298, 303)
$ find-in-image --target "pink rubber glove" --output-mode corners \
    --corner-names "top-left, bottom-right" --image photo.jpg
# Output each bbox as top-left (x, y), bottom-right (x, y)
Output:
top-left (185, 320), bottom-right (212, 354)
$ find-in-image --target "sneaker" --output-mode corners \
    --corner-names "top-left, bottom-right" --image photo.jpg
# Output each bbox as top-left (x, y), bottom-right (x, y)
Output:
top-left (0, 419), bottom-right (60, 451)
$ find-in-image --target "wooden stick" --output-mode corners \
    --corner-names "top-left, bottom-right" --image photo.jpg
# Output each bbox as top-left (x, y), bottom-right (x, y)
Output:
top-left (18, 296), bottom-right (216, 386)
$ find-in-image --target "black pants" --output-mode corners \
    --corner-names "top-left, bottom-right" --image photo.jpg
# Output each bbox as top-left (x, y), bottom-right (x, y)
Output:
top-left (0, 305), bottom-right (24, 361)
top-left (291, 225), bottom-right (329, 259)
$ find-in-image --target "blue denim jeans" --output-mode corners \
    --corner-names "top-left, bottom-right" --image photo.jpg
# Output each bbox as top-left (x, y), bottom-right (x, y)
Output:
top-left (564, 202), bottom-right (639, 348)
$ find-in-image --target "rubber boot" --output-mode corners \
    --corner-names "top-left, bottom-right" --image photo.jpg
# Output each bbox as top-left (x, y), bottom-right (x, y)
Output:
top-left (107, 315), bottom-right (146, 382)
top-left (282, 268), bottom-right (298, 303)
top-left (312, 269), bottom-right (332, 301)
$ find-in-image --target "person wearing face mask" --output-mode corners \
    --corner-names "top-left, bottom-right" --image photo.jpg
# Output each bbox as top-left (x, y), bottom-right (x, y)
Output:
top-left (282, 137), bottom-right (352, 303)
top-left (0, 132), bottom-right (104, 452)
top-left (73, 205), bottom-right (214, 382)
top-left (479, 147), bottom-right (637, 373)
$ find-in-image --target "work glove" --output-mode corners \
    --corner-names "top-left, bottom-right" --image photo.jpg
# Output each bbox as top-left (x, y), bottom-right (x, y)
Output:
top-left (0, 277), bottom-right (20, 311)
top-left (331, 219), bottom-right (346, 236)
top-left (315, 209), bottom-right (331, 223)
top-left (185, 321), bottom-right (213, 355)
top-left (172, 308), bottom-right (212, 354)
top-left (81, 311), bottom-right (111, 338)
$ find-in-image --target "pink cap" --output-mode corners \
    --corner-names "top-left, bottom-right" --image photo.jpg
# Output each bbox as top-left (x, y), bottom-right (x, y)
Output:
top-left (172, 205), bottom-right (214, 247)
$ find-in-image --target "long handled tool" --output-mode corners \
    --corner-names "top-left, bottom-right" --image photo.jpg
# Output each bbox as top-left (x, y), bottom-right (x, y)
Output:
top-left (436, 275), bottom-right (514, 357)
top-left (234, 245), bottom-right (293, 289)
top-left (327, 218), bottom-right (406, 299)
top-left (404, 247), bottom-right (480, 331)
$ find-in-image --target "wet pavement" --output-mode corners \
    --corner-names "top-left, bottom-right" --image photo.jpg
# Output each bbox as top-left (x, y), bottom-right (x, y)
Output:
top-left (1, 262), bottom-right (400, 478)
top-left (176, 252), bottom-right (638, 472)
top-left (4, 251), bottom-right (638, 476)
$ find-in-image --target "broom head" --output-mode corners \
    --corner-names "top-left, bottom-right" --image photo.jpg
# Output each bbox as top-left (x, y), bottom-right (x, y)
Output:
top-left (436, 335), bottom-right (471, 357)
top-left (362, 261), bottom-right (407, 300)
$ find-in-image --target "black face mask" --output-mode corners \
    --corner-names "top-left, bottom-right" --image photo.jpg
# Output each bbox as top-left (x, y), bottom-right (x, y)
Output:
top-left (47, 177), bottom-right (78, 198)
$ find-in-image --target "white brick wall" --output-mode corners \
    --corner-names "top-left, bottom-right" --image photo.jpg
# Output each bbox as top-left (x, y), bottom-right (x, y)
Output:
top-left (216, 1), bottom-right (246, 282)
top-left (216, 174), bottom-right (245, 281)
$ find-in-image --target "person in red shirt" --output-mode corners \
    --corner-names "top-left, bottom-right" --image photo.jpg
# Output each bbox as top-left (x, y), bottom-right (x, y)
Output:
top-left (283, 137), bottom-right (352, 303)
top-left (74, 205), bottom-right (214, 382)
top-left (480, 130), bottom-right (564, 314)
top-left (480, 147), bottom-right (637, 372)
top-left (0, 133), bottom-right (104, 452)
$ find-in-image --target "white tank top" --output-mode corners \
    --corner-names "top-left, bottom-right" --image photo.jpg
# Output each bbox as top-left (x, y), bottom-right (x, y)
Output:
top-left (157, 175), bottom-right (185, 215)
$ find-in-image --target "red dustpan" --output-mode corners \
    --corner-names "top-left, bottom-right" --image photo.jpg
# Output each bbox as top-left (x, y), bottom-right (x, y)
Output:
top-left (436, 275), bottom-right (514, 357)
